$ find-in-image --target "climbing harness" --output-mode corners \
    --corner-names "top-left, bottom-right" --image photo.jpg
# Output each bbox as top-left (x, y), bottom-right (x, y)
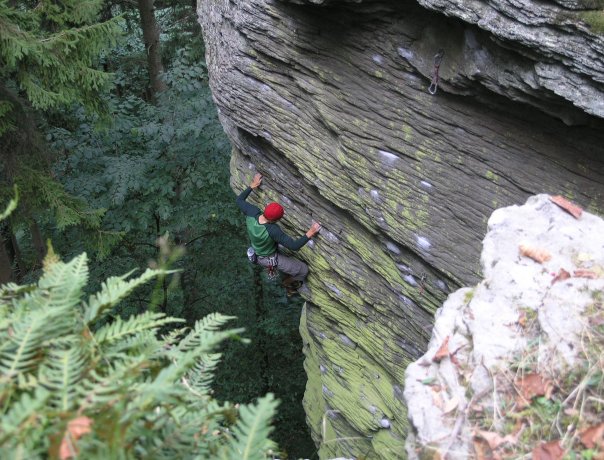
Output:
top-left (248, 248), bottom-right (280, 280)
top-left (265, 253), bottom-right (279, 281)
top-left (428, 49), bottom-right (445, 95)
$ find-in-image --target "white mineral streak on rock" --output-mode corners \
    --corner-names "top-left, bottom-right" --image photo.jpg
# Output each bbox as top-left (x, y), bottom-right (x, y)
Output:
top-left (378, 149), bottom-right (398, 163)
top-left (404, 194), bottom-right (604, 458)
top-left (420, 180), bottom-right (433, 189)
top-left (326, 283), bottom-right (342, 297)
top-left (372, 54), bottom-right (384, 65)
top-left (386, 241), bottom-right (401, 254)
top-left (396, 263), bottom-right (412, 273)
top-left (416, 235), bottom-right (431, 250)
top-left (403, 274), bottom-right (418, 286)
top-left (380, 418), bottom-right (391, 428)
top-left (370, 189), bottom-right (380, 202)
top-left (397, 47), bottom-right (414, 61)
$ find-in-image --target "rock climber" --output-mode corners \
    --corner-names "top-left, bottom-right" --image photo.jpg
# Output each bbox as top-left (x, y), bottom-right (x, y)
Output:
top-left (236, 172), bottom-right (321, 296)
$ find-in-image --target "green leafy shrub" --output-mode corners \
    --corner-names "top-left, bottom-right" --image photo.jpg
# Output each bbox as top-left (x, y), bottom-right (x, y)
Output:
top-left (0, 248), bottom-right (279, 459)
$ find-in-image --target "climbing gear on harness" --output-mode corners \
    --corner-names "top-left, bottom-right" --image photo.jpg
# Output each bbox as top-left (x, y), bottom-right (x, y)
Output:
top-left (247, 247), bottom-right (258, 264)
top-left (266, 253), bottom-right (279, 281)
top-left (428, 49), bottom-right (445, 95)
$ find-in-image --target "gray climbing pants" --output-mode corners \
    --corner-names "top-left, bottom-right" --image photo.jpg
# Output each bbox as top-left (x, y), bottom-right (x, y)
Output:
top-left (257, 253), bottom-right (308, 281)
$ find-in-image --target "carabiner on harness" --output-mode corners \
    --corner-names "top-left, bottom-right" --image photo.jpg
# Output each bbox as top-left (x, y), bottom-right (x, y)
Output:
top-left (266, 253), bottom-right (279, 281)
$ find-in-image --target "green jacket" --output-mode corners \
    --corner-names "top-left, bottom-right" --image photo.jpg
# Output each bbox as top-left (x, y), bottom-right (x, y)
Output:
top-left (236, 187), bottom-right (309, 256)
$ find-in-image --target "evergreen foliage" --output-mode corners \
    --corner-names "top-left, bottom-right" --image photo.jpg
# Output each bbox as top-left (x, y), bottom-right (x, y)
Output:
top-left (0, 247), bottom-right (279, 458)
top-left (0, 0), bottom-right (122, 133)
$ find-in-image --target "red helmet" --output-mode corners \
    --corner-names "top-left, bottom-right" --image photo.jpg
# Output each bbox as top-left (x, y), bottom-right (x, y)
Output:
top-left (264, 202), bottom-right (284, 221)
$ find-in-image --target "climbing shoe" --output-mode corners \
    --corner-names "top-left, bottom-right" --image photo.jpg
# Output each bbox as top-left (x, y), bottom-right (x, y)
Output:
top-left (285, 281), bottom-right (303, 297)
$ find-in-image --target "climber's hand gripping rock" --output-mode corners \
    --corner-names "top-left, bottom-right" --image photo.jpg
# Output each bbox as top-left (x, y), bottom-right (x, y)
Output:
top-left (250, 173), bottom-right (262, 189)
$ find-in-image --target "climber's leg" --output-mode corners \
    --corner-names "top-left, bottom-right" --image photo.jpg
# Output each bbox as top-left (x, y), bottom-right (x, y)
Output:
top-left (277, 253), bottom-right (308, 282)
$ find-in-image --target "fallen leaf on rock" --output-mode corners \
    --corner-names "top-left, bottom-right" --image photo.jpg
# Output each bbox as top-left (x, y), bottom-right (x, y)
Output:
top-left (432, 336), bottom-right (450, 363)
top-left (515, 373), bottom-right (554, 408)
top-left (574, 269), bottom-right (598, 279)
top-left (474, 429), bottom-right (518, 449)
top-left (518, 310), bottom-right (528, 328)
top-left (443, 395), bottom-right (460, 414)
top-left (532, 440), bottom-right (564, 460)
top-left (551, 268), bottom-right (570, 285)
top-left (519, 244), bottom-right (552, 264)
top-left (580, 423), bottom-right (604, 448)
top-left (550, 195), bottom-right (583, 219)
top-left (59, 416), bottom-right (93, 460)
top-left (431, 449), bottom-right (443, 460)
top-left (450, 353), bottom-right (461, 366)
top-left (473, 438), bottom-right (490, 460)
top-left (432, 388), bottom-right (445, 410)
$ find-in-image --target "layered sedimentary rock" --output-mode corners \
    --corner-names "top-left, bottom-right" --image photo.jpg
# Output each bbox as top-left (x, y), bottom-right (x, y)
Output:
top-left (198, 0), bottom-right (604, 457)
top-left (404, 194), bottom-right (604, 457)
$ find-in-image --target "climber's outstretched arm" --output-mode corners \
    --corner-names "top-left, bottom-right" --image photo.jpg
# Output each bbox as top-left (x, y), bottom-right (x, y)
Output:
top-left (267, 221), bottom-right (321, 251)
top-left (236, 173), bottom-right (263, 217)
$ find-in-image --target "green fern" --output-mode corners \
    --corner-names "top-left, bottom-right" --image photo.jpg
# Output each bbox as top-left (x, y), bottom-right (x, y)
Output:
top-left (94, 311), bottom-right (183, 344)
top-left (177, 312), bottom-right (246, 353)
top-left (0, 309), bottom-right (52, 379)
top-left (222, 394), bottom-right (279, 460)
top-left (39, 347), bottom-right (88, 411)
top-left (84, 268), bottom-right (174, 323)
top-left (0, 253), bottom-right (279, 458)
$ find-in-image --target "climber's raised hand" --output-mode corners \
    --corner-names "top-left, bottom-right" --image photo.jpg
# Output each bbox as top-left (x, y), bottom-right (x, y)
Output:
top-left (306, 221), bottom-right (322, 238)
top-left (250, 173), bottom-right (263, 189)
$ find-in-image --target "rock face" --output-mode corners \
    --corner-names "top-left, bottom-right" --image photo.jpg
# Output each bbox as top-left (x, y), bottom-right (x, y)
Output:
top-left (404, 194), bottom-right (604, 458)
top-left (198, 0), bottom-right (604, 457)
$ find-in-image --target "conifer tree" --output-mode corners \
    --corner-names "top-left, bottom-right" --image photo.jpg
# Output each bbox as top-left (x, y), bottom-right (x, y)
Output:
top-left (0, 0), bottom-right (122, 280)
top-left (0, 0), bottom-right (122, 133)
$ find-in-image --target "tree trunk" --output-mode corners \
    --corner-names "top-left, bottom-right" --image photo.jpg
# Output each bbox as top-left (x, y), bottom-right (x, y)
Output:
top-left (137, 0), bottom-right (167, 97)
top-left (0, 225), bottom-right (14, 283)
top-left (30, 219), bottom-right (46, 266)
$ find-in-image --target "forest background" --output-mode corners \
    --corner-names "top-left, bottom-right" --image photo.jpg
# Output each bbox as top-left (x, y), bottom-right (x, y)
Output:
top-left (0, 0), bottom-right (313, 457)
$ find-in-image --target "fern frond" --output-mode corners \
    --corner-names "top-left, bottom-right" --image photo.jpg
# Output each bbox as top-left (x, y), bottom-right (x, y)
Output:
top-left (0, 311), bottom-right (53, 379)
top-left (161, 326), bottom-right (187, 346)
top-left (104, 329), bottom-right (161, 357)
top-left (125, 350), bottom-right (200, 414)
top-left (223, 394), bottom-right (279, 460)
top-left (177, 313), bottom-right (241, 353)
top-left (81, 355), bottom-right (150, 404)
top-left (0, 387), bottom-right (49, 441)
top-left (185, 353), bottom-right (222, 394)
top-left (94, 311), bottom-right (183, 344)
top-left (36, 253), bottom-right (88, 312)
top-left (0, 282), bottom-right (36, 305)
top-left (84, 268), bottom-right (173, 323)
top-left (39, 346), bottom-right (88, 411)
